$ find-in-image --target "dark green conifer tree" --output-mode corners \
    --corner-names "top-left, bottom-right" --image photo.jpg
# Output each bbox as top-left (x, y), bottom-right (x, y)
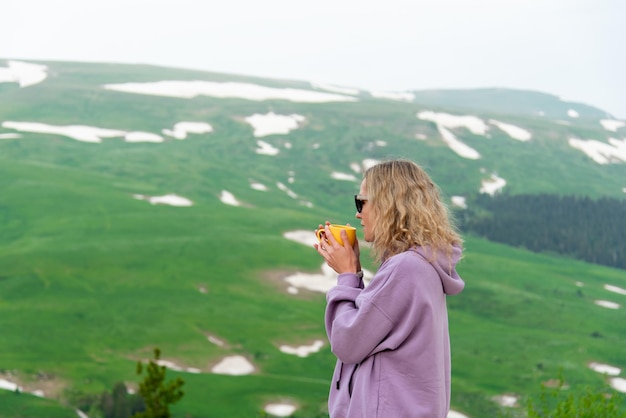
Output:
top-left (133, 348), bottom-right (185, 418)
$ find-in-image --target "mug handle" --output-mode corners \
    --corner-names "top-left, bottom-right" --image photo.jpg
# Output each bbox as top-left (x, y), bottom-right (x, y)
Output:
top-left (316, 228), bottom-right (327, 242)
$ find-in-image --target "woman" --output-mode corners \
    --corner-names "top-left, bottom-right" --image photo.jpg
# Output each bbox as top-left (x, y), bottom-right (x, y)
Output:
top-left (315, 159), bottom-right (465, 418)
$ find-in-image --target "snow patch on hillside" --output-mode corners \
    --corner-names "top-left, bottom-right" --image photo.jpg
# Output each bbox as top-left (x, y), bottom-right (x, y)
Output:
top-left (162, 121), bottom-right (213, 139)
top-left (492, 394), bottom-right (519, 407)
top-left (610, 378), bottom-right (626, 393)
top-left (362, 159), bottom-right (381, 170)
top-left (451, 196), bottom-right (467, 209)
top-left (219, 190), bottom-right (241, 206)
top-left (250, 182), bottom-right (268, 191)
top-left (156, 360), bottom-right (201, 374)
top-left (447, 411), bottom-right (470, 418)
top-left (211, 355), bottom-right (255, 375)
top-left (134, 194), bottom-right (193, 206)
top-left (283, 230), bottom-right (319, 247)
top-left (103, 80), bottom-right (358, 103)
top-left (244, 112), bottom-right (305, 137)
top-left (277, 182), bottom-right (298, 199)
top-left (417, 111), bottom-right (484, 159)
top-left (568, 137), bottom-right (626, 164)
top-left (279, 340), bottom-right (324, 357)
top-left (0, 133), bottom-right (21, 139)
top-left (2, 121), bottom-right (211, 144)
top-left (344, 159), bottom-right (380, 175)
top-left (256, 140), bottom-right (280, 155)
top-left (0, 376), bottom-right (57, 400)
top-left (600, 119), bottom-right (625, 132)
top-left (2, 121), bottom-right (126, 143)
top-left (588, 362), bottom-right (621, 376)
top-left (276, 181), bottom-right (313, 208)
top-left (437, 125), bottom-right (481, 159)
top-left (331, 172), bottom-right (358, 182)
top-left (0, 60), bottom-right (48, 87)
top-left (0, 378), bottom-right (22, 391)
top-left (488, 119), bottom-right (532, 141)
top-left (594, 300), bottom-right (620, 309)
top-left (567, 109), bottom-right (579, 118)
top-left (285, 263), bottom-right (344, 294)
top-left (208, 335), bottom-right (226, 346)
top-left (311, 82), bottom-right (360, 96)
top-left (125, 131), bottom-right (164, 143)
top-left (604, 284), bottom-right (626, 295)
top-left (418, 111), bottom-right (489, 135)
top-left (265, 403), bottom-right (298, 417)
top-left (480, 173), bottom-right (506, 195)
top-left (370, 90), bottom-right (415, 102)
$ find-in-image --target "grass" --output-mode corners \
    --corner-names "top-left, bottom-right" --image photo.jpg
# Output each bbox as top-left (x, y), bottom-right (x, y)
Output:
top-left (1, 159), bottom-right (624, 417)
top-left (0, 391), bottom-right (76, 418)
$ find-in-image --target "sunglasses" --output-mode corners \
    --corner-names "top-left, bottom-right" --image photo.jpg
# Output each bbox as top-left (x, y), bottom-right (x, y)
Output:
top-left (354, 194), bottom-right (368, 213)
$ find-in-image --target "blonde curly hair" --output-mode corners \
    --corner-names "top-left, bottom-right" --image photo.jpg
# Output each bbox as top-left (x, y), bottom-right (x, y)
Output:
top-left (363, 159), bottom-right (462, 263)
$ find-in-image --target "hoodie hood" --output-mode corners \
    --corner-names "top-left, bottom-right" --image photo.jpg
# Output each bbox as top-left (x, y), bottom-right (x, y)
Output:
top-left (413, 244), bottom-right (465, 295)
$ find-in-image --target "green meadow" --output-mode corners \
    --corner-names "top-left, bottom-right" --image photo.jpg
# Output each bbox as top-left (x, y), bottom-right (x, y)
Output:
top-left (1, 60), bottom-right (625, 417)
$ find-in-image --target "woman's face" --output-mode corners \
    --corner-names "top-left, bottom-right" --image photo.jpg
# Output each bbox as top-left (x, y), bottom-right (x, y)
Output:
top-left (356, 179), bottom-right (374, 242)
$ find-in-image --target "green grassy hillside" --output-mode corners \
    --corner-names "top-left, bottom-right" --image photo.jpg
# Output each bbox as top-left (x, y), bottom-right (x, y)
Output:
top-left (1, 59), bottom-right (625, 417)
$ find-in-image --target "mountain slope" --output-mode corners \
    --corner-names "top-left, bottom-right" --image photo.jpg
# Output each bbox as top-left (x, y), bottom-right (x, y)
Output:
top-left (1, 59), bottom-right (625, 417)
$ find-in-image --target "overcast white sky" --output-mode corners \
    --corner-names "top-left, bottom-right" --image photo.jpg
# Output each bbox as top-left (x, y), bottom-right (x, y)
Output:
top-left (2, 0), bottom-right (625, 118)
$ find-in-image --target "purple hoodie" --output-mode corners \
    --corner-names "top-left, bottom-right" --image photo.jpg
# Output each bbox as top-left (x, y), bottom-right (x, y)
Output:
top-left (325, 245), bottom-right (465, 418)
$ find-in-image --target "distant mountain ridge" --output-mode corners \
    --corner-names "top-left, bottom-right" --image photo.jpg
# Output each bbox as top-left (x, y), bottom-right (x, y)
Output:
top-left (409, 87), bottom-right (612, 119)
top-left (0, 58), bottom-right (615, 116)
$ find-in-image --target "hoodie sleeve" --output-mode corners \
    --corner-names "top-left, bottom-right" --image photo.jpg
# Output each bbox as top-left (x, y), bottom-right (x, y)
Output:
top-left (325, 272), bottom-right (395, 364)
top-left (325, 249), bottom-right (461, 365)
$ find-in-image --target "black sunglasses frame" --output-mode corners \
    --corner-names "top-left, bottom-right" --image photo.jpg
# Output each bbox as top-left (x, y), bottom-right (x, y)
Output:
top-left (354, 194), bottom-right (368, 213)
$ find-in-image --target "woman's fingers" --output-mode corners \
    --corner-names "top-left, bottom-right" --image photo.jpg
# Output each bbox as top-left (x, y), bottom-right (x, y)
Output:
top-left (324, 225), bottom-right (339, 247)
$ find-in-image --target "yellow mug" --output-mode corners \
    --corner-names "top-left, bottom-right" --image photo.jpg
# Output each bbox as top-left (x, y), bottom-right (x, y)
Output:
top-left (316, 224), bottom-right (357, 246)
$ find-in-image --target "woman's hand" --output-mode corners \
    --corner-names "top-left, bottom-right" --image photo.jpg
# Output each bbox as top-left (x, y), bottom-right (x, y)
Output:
top-left (314, 221), bottom-right (360, 275)
top-left (346, 222), bottom-right (362, 273)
